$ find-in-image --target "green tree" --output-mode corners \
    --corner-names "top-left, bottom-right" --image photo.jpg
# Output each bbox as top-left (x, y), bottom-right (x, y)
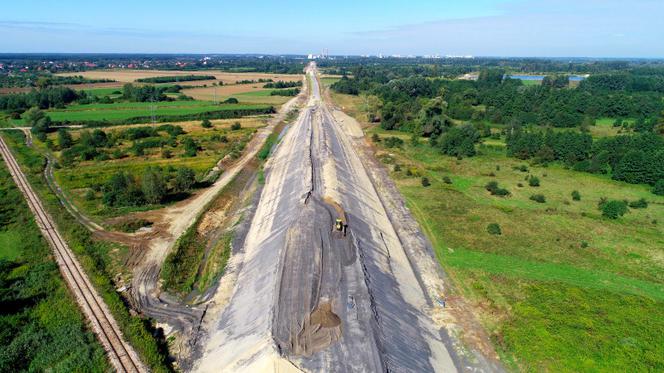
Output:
top-left (141, 168), bottom-right (166, 204)
top-left (571, 190), bottom-right (581, 201)
top-left (57, 128), bottom-right (73, 149)
top-left (201, 119), bottom-right (212, 128)
top-left (439, 124), bottom-right (479, 157)
top-left (613, 150), bottom-right (650, 184)
top-left (653, 180), bottom-right (664, 196)
top-left (183, 137), bottom-right (198, 157)
top-left (175, 167), bottom-right (196, 192)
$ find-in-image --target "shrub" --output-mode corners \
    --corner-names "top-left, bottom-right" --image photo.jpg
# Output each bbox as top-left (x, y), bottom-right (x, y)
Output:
top-left (371, 133), bottom-right (380, 143)
top-left (231, 122), bottom-right (242, 130)
top-left (487, 223), bottom-right (502, 235)
top-left (161, 149), bottom-right (172, 159)
top-left (393, 164), bottom-right (401, 172)
top-left (485, 181), bottom-right (510, 196)
top-left (653, 180), bottom-right (664, 196)
top-left (443, 176), bottom-right (452, 184)
top-left (421, 177), bottom-right (430, 187)
top-left (517, 183), bottom-right (524, 187)
top-left (528, 176), bottom-right (540, 187)
top-left (84, 189), bottom-right (96, 201)
top-left (384, 136), bottom-right (404, 148)
top-left (571, 190), bottom-right (581, 201)
top-left (183, 137), bottom-right (198, 157)
top-left (580, 241), bottom-right (589, 248)
top-left (201, 119), bottom-right (212, 128)
top-left (629, 198), bottom-right (648, 209)
top-left (601, 200), bottom-right (628, 219)
top-left (530, 194), bottom-right (546, 203)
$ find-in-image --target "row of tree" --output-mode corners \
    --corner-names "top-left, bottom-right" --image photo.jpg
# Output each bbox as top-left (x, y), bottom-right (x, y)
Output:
top-left (0, 86), bottom-right (81, 112)
top-left (331, 67), bottom-right (664, 131)
top-left (102, 167), bottom-right (197, 207)
top-left (507, 129), bottom-right (664, 187)
top-left (263, 80), bottom-right (302, 89)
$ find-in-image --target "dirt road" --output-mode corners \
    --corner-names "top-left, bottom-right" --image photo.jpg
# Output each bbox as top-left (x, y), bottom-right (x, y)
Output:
top-left (193, 64), bottom-right (497, 372)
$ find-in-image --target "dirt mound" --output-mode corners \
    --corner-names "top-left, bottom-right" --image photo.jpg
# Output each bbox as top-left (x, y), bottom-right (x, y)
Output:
top-left (309, 302), bottom-right (341, 328)
top-left (291, 301), bottom-right (342, 356)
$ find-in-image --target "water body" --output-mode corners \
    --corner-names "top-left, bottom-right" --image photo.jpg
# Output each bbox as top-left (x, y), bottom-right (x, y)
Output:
top-left (507, 74), bottom-right (587, 81)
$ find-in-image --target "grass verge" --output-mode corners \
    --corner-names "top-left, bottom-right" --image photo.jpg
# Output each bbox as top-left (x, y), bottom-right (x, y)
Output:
top-left (1, 130), bottom-right (173, 372)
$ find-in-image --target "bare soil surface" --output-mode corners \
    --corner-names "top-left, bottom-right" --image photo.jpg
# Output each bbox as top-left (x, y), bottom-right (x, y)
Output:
top-left (57, 70), bottom-right (302, 84)
top-left (193, 63), bottom-right (487, 373)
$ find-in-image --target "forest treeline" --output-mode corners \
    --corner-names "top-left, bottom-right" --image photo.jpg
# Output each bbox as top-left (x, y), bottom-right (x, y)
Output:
top-left (332, 63), bottom-right (664, 193)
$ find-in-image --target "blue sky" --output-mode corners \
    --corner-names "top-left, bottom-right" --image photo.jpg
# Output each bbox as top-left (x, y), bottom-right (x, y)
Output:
top-left (1, 0), bottom-right (663, 57)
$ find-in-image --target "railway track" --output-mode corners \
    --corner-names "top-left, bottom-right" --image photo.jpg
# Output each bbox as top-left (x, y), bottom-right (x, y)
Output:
top-left (0, 135), bottom-right (147, 373)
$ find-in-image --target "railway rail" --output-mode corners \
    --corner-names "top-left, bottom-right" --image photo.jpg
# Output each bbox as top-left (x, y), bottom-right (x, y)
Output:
top-left (0, 135), bottom-right (147, 373)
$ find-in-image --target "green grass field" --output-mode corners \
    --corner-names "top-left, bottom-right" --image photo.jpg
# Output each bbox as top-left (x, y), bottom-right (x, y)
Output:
top-left (9, 101), bottom-right (270, 125)
top-left (228, 89), bottom-right (293, 104)
top-left (1, 130), bottom-right (172, 371)
top-left (368, 127), bottom-right (664, 371)
top-left (0, 156), bottom-right (110, 372)
top-left (52, 125), bottom-right (256, 219)
top-left (47, 102), bottom-right (268, 122)
top-left (321, 77), bottom-right (341, 87)
top-left (81, 87), bottom-right (123, 97)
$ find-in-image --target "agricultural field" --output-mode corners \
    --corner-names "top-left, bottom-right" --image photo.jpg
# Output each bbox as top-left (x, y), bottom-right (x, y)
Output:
top-left (10, 101), bottom-right (272, 125)
top-left (183, 85), bottom-right (300, 104)
top-left (48, 117), bottom-right (264, 220)
top-left (57, 69), bottom-right (302, 85)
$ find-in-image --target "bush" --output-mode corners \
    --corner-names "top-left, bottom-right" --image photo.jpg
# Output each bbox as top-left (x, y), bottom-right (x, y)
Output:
top-left (601, 200), bottom-right (628, 219)
top-left (201, 119), bottom-right (212, 128)
top-left (371, 133), bottom-right (380, 143)
top-left (393, 164), bottom-right (401, 172)
top-left (384, 136), bottom-right (404, 148)
top-left (487, 223), bottom-right (502, 235)
top-left (443, 176), bottom-right (452, 184)
top-left (528, 176), bottom-right (540, 187)
top-left (571, 190), bottom-right (581, 201)
top-left (653, 180), bottom-right (664, 196)
top-left (421, 177), bottom-right (430, 187)
top-left (485, 181), bottom-right (510, 196)
top-left (629, 198), bottom-right (648, 209)
top-left (84, 189), bottom-right (96, 201)
top-left (231, 122), bottom-right (242, 130)
top-left (530, 194), bottom-right (546, 203)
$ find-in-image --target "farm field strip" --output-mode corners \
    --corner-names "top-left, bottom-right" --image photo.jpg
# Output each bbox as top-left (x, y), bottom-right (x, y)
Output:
top-left (45, 104), bottom-right (271, 122)
top-left (57, 69), bottom-right (303, 84)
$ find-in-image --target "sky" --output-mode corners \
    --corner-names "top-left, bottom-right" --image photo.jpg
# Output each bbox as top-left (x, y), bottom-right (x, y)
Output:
top-left (1, 0), bottom-right (663, 57)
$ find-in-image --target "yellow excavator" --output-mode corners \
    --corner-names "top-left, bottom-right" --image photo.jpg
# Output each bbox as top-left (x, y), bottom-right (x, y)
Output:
top-left (326, 197), bottom-right (348, 236)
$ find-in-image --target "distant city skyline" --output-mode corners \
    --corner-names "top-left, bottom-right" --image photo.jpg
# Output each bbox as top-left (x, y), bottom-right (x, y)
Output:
top-left (1, 0), bottom-right (663, 58)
